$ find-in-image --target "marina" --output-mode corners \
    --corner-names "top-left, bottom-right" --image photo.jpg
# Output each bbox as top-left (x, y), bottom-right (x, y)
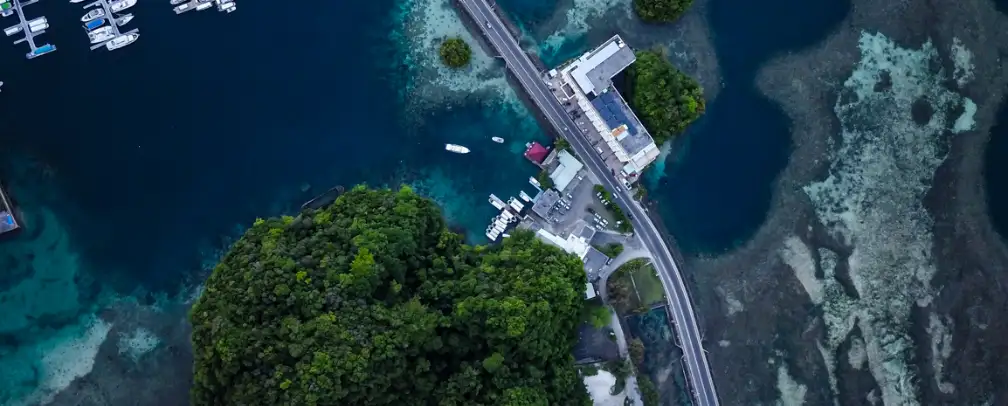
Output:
top-left (173, 0), bottom-right (236, 15)
top-left (484, 190), bottom-right (537, 242)
top-left (2, 0), bottom-right (57, 59)
top-left (83, 0), bottom-right (138, 51)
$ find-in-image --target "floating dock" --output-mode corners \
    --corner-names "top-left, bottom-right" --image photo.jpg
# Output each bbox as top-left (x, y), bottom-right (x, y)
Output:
top-left (0, 181), bottom-right (20, 236)
top-left (3, 0), bottom-right (56, 59)
top-left (485, 192), bottom-right (531, 241)
top-left (84, 0), bottom-right (138, 51)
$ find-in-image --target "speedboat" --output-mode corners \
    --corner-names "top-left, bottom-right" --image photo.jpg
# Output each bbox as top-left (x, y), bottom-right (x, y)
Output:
top-left (195, 1), bottom-right (211, 10)
top-left (170, 0), bottom-right (186, 4)
top-left (88, 26), bottom-right (114, 43)
top-left (115, 13), bottom-right (133, 25)
top-left (105, 32), bottom-right (138, 50)
top-left (491, 137), bottom-right (504, 143)
top-left (445, 144), bottom-right (470, 154)
top-left (218, 1), bottom-right (233, 10)
top-left (83, 18), bottom-right (105, 31)
top-left (173, 3), bottom-right (192, 13)
top-left (224, 3), bottom-right (235, 12)
top-left (81, 8), bottom-right (104, 22)
top-left (109, 0), bottom-right (136, 12)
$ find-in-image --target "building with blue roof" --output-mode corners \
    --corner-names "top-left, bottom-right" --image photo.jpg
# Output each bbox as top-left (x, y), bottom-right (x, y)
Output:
top-left (557, 35), bottom-right (661, 181)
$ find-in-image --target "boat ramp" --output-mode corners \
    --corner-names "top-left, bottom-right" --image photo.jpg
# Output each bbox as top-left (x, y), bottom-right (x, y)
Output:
top-left (2, 0), bottom-right (56, 59)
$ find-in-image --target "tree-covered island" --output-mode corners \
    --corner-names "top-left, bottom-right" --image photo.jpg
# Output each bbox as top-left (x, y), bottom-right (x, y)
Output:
top-left (627, 50), bottom-right (705, 146)
top-left (439, 36), bottom-right (473, 68)
top-left (189, 185), bottom-right (593, 406)
top-left (632, 0), bottom-right (693, 24)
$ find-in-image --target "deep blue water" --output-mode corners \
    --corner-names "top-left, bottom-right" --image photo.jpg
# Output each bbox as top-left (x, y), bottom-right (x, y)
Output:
top-left (648, 0), bottom-right (850, 254)
top-left (986, 0), bottom-right (1008, 241)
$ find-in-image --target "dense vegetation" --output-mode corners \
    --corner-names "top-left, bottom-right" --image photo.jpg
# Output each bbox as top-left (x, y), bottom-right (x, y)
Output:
top-left (553, 138), bottom-right (569, 151)
top-left (638, 375), bottom-right (661, 406)
top-left (626, 50), bottom-right (705, 146)
top-left (537, 169), bottom-right (555, 190)
top-left (632, 0), bottom-right (693, 23)
top-left (439, 37), bottom-right (472, 68)
top-left (190, 186), bottom-right (592, 406)
top-left (581, 298), bottom-right (612, 329)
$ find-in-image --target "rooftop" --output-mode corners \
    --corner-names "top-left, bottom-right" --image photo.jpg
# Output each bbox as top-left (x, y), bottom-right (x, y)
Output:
top-left (530, 189), bottom-right (561, 220)
top-left (549, 150), bottom-right (583, 192)
top-left (582, 247), bottom-right (609, 281)
top-left (524, 142), bottom-right (549, 164)
top-left (567, 35), bottom-right (636, 97)
top-left (590, 88), bottom-right (654, 156)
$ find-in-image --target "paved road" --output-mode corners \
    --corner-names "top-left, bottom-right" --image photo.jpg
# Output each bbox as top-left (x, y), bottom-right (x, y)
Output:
top-left (454, 1), bottom-right (720, 405)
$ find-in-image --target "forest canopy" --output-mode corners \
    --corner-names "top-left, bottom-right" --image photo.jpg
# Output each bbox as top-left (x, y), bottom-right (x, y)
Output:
top-left (439, 37), bottom-right (473, 68)
top-left (189, 185), bottom-right (592, 406)
top-left (626, 50), bottom-right (705, 146)
top-left (632, 0), bottom-right (693, 23)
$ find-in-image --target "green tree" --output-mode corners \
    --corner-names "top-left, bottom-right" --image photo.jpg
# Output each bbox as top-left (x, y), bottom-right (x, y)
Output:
top-left (626, 50), bottom-right (705, 146)
top-left (553, 138), bottom-right (570, 151)
top-left (190, 186), bottom-right (592, 406)
top-left (632, 0), bottom-right (693, 24)
top-left (638, 375), bottom-right (661, 406)
top-left (536, 169), bottom-right (555, 190)
top-left (628, 337), bottom-right (645, 366)
top-left (439, 37), bottom-right (472, 68)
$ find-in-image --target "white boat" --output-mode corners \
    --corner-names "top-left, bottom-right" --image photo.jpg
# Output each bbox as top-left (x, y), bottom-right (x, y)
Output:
top-left (81, 8), bottom-right (104, 22)
top-left (105, 32), bottom-right (138, 50)
top-left (224, 4), bottom-right (235, 12)
top-left (445, 144), bottom-right (470, 154)
top-left (173, 3), bottom-right (192, 12)
top-left (109, 0), bottom-right (136, 12)
top-left (170, 0), bottom-right (186, 4)
top-left (218, 1), bottom-right (233, 9)
top-left (519, 190), bottom-right (532, 202)
top-left (491, 136), bottom-right (504, 143)
top-left (115, 13), bottom-right (134, 25)
top-left (29, 22), bottom-right (48, 33)
top-left (4, 25), bottom-right (21, 36)
top-left (70, 0), bottom-right (86, 3)
top-left (89, 27), bottom-right (115, 43)
top-left (196, 2), bottom-right (211, 10)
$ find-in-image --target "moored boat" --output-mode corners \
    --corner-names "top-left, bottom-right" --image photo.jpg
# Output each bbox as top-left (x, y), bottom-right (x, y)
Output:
top-left (445, 144), bottom-right (470, 154)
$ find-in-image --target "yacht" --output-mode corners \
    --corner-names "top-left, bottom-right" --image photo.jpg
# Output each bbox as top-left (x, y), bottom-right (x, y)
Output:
top-left (110, 0), bottom-right (136, 12)
top-left (170, 0), bottom-right (186, 4)
top-left (445, 144), bottom-right (470, 154)
top-left (491, 136), bottom-right (504, 143)
top-left (195, 1), bottom-right (211, 10)
top-left (88, 27), bottom-right (114, 43)
top-left (105, 32), bottom-right (138, 50)
top-left (81, 8), bottom-right (104, 22)
top-left (115, 13), bottom-right (133, 25)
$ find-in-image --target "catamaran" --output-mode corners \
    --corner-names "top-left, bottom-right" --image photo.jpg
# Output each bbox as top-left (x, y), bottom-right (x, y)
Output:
top-left (491, 137), bottom-right (504, 143)
top-left (445, 144), bottom-right (470, 154)
top-left (105, 32), bottom-right (138, 50)
top-left (109, 0), bottom-right (136, 12)
top-left (81, 8), bottom-right (104, 22)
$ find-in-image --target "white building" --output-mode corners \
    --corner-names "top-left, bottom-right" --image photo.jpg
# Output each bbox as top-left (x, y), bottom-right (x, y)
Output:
top-left (549, 150), bottom-right (584, 192)
top-left (557, 35), bottom-right (660, 181)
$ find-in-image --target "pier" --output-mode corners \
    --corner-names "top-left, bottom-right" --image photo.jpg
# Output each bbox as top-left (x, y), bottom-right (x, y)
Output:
top-left (2, 0), bottom-right (56, 59)
top-left (83, 0), bottom-right (138, 51)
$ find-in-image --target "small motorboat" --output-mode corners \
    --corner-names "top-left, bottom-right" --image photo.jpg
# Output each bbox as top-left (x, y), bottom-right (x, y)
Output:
top-left (491, 137), bottom-right (504, 143)
top-left (109, 0), bottom-right (136, 12)
top-left (115, 13), bottom-right (133, 25)
top-left (81, 8), bottom-right (104, 22)
top-left (170, 0), bottom-right (186, 4)
top-left (83, 18), bottom-right (105, 31)
top-left (445, 144), bottom-right (470, 154)
top-left (105, 32), bottom-right (138, 50)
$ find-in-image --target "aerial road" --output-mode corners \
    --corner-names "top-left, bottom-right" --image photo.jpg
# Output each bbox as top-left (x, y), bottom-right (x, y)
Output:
top-left (454, 0), bottom-right (721, 404)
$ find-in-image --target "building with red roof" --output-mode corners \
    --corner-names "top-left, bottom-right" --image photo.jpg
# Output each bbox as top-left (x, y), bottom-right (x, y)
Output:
top-left (524, 142), bottom-right (549, 165)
